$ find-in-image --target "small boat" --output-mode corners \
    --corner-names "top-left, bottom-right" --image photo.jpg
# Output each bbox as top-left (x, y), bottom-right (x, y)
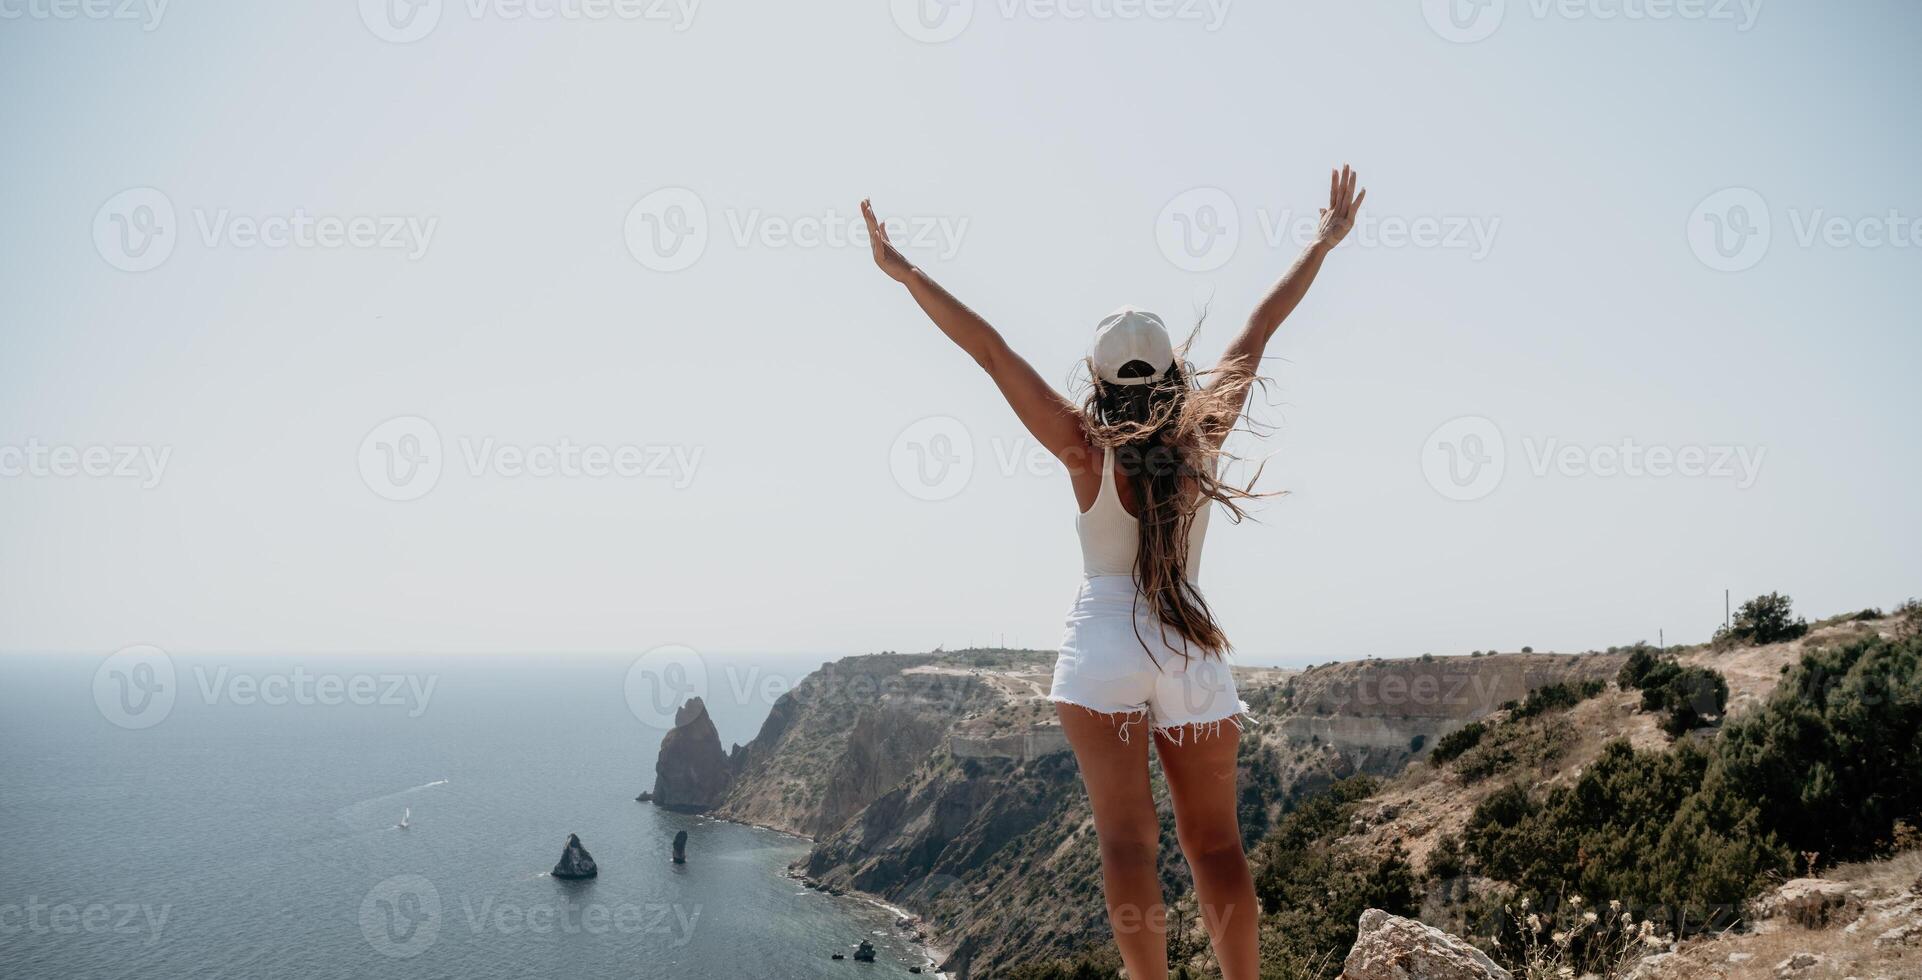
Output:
top-left (399, 807), bottom-right (411, 830)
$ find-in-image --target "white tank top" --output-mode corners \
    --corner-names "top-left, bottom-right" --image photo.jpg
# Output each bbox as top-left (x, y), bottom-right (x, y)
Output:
top-left (1076, 447), bottom-right (1212, 579)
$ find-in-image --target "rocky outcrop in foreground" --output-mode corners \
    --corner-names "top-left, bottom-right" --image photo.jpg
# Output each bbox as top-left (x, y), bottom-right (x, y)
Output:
top-left (1340, 909), bottom-right (1511, 980)
top-left (551, 833), bottom-right (598, 879)
top-left (651, 696), bottom-right (738, 812)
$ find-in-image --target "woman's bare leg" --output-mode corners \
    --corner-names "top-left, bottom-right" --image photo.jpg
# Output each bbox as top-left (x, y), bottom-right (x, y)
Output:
top-left (1155, 723), bottom-right (1258, 980)
top-left (1055, 703), bottom-right (1166, 980)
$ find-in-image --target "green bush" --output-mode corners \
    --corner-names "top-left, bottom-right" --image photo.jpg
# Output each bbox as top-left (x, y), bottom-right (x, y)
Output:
top-left (1463, 633), bottom-right (1922, 929)
top-left (1617, 644), bottom-right (1662, 689)
top-left (1454, 716), bottom-right (1575, 783)
top-left (1716, 592), bottom-right (1809, 646)
top-left (1464, 740), bottom-right (1785, 928)
top-left (1429, 722), bottom-right (1486, 765)
top-left (1716, 633), bottom-right (1922, 863)
top-left (1659, 666), bottom-right (1729, 735)
top-left (1511, 680), bottom-right (1606, 720)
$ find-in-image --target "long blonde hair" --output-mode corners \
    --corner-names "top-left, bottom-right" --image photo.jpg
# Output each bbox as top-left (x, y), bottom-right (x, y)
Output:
top-left (1078, 333), bottom-right (1273, 660)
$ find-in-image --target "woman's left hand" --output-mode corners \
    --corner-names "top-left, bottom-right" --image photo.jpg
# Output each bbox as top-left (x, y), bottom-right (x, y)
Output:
top-left (1315, 164), bottom-right (1366, 251)
top-left (861, 199), bottom-right (916, 283)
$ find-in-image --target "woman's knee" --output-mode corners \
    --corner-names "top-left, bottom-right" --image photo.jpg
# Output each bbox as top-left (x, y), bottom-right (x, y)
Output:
top-left (1177, 825), bottom-right (1245, 868)
top-left (1097, 831), bottom-right (1159, 871)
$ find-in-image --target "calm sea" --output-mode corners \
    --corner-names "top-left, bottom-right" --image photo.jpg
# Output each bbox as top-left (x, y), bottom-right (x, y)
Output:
top-left (0, 653), bottom-right (935, 979)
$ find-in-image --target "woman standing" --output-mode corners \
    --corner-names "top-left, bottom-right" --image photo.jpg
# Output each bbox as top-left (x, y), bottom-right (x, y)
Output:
top-left (861, 166), bottom-right (1364, 980)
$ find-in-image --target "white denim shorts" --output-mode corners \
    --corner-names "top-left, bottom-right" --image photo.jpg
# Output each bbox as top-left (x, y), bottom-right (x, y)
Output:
top-left (1049, 575), bottom-right (1249, 743)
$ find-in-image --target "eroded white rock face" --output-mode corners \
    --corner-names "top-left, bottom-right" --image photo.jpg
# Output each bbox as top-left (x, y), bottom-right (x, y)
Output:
top-left (1340, 908), bottom-right (1511, 980)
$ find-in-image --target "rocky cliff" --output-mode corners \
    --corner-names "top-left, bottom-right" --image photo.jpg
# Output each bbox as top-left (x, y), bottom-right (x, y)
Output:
top-left (661, 647), bottom-right (1610, 977)
top-left (651, 696), bottom-right (738, 812)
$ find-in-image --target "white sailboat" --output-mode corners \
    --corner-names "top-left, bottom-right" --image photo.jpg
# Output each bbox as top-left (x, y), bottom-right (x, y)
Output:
top-left (399, 807), bottom-right (410, 830)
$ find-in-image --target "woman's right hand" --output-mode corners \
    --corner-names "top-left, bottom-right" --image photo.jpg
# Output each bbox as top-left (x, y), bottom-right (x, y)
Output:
top-left (861, 199), bottom-right (916, 283)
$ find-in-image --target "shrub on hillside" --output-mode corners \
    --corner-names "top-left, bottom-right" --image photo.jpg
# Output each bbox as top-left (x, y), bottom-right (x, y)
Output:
top-left (1428, 722), bottom-right (1485, 765)
top-left (1658, 666), bottom-right (1729, 735)
top-left (1620, 649), bottom-right (1728, 734)
top-left (1454, 716), bottom-right (1576, 783)
top-left (1251, 776), bottom-right (1416, 973)
top-left (1464, 740), bottom-right (1786, 927)
top-left (1511, 680), bottom-right (1606, 720)
top-left (1715, 632), bottom-right (1922, 864)
top-left (1617, 644), bottom-right (1662, 689)
top-left (1715, 592), bottom-right (1809, 646)
top-left (1463, 633), bottom-right (1922, 928)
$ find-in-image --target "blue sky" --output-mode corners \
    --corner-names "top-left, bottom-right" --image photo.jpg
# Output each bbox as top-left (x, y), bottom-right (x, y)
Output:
top-left (2, 0), bottom-right (1918, 661)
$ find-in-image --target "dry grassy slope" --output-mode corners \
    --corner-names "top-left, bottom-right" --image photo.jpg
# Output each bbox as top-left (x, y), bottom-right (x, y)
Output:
top-left (1336, 618), bottom-right (1896, 884)
top-left (1640, 850), bottom-right (1922, 980)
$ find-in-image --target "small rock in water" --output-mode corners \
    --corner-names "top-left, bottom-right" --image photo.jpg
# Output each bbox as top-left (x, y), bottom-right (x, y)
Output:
top-left (551, 833), bottom-right (599, 879)
top-left (830, 953), bottom-right (844, 961)
top-left (852, 939), bottom-right (876, 963)
top-left (672, 829), bottom-right (688, 864)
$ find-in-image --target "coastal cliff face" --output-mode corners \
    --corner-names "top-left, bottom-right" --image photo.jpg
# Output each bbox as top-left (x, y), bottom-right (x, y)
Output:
top-left (713, 653), bottom-right (1017, 838)
top-left (651, 696), bottom-right (737, 812)
top-left (665, 647), bottom-right (1612, 977)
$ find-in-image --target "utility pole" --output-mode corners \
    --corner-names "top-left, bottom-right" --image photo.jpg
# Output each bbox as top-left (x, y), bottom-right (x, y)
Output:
top-left (1659, 629), bottom-right (1665, 651)
top-left (1725, 589), bottom-right (1731, 630)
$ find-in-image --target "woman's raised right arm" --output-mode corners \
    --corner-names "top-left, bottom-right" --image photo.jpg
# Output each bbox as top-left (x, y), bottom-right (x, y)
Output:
top-left (862, 199), bottom-right (1093, 471)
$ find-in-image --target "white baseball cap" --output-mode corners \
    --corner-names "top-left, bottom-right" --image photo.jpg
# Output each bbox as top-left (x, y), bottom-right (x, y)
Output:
top-left (1090, 306), bottom-right (1175, 386)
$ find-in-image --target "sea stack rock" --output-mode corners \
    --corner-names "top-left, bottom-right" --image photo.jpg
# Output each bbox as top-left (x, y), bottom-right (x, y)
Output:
top-left (672, 830), bottom-right (688, 864)
top-left (551, 833), bottom-right (599, 879)
top-left (853, 940), bottom-right (877, 963)
top-left (651, 697), bottom-right (736, 812)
